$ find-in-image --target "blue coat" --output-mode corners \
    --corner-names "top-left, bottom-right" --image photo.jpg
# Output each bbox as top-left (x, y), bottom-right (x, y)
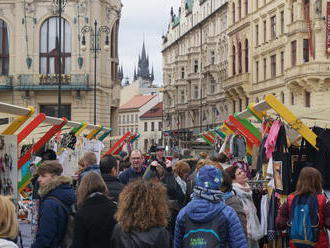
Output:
top-left (79, 164), bottom-right (100, 183)
top-left (118, 167), bottom-right (145, 185)
top-left (31, 177), bottom-right (75, 248)
top-left (174, 198), bottom-right (248, 248)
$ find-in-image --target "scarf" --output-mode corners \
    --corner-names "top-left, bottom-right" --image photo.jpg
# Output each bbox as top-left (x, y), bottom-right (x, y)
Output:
top-left (192, 186), bottom-right (234, 203)
top-left (175, 176), bottom-right (187, 194)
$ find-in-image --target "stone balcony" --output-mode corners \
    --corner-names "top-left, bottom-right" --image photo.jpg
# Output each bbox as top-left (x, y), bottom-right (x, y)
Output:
top-left (15, 74), bottom-right (91, 91)
top-left (0, 76), bottom-right (13, 90)
top-left (285, 62), bottom-right (330, 82)
top-left (224, 72), bottom-right (250, 90)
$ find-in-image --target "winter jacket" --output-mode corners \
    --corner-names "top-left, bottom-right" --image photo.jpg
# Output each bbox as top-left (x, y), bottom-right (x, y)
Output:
top-left (276, 193), bottom-right (330, 248)
top-left (174, 197), bottom-right (248, 248)
top-left (118, 167), bottom-right (145, 185)
top-left (102, 174), bottom-right (124, 202)
top-left (72, 193), bottom-right (117, 248)
top-left (225, 195), bottom-right (248, 237)
top-left (0, 239), bottom-right (18, 248)
top-left (79, 164), bottom-right (101, 183)
top-left (31, 176), bottom-right (75, 248)
top-left (111, 224), bottom-right (170, 248)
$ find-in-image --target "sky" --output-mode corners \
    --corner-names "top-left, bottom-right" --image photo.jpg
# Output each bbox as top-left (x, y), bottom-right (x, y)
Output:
top-left (118, 0), bottom-right (180, 86)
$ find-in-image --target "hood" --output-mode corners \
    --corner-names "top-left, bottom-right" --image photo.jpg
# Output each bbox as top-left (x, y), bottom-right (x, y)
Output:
top-left (39, 176), bottom-right (75, 206)
top-left (185, 198), bottom-right (226, 223)
top-left (0, 238), bottom-right (18, 248)
top-left (83, 164), bottom-right (100, 173)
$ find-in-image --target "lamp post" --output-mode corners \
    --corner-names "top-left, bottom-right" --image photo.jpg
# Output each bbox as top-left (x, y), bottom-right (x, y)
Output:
top-left (81, 20), bottom-right (110, 124)
top-left (53, 0), bottom-right (67, 118)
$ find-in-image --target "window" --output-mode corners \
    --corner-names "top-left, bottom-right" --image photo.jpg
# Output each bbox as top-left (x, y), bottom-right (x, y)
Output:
top-left (210, 51), bottom-right (215, 64)
top-left (255, 24), bottom-right (259, 46)
top-left (271, 15), bottom-right (276, 40)
top-left (245, 97), bottom-right (249, 107)
top-left (263, 58), bottom-right (267, 80)
top-left (181, 67), bottom-right (185, 79)
top-left (144, 122), bottom-right (148, 131)
top-left (210, 79), bottom-right (216, 93)
top-left (244, 0), bottom-right (248, 16)
top-left (118, 116), bottom-right (121, 124)
top-left (256, 61), bottom-right (259, 82)
top-left (232, 3), bottom-right (236, 23)
top-left (144, 139), bottom-right (148, 152)
top-left (158, 121), bottom-right (162, 131)
top-left (233, 100), bottom-right (236, 113)
top-left (280, 11), bottom-right (284, 34)
top-left (40, 104), bottom-right (71, 120)
top-left (245, 39), bottom-right (249, 72)
top-left (239, 98), bottom-right (243, 112)
top-left (281, 51), bottom-right (284, 74)
top-left (0, 20), bottom-right (9, 75)
top-left (271, 55), bottom-right (276, 78)
top-left (291, 92), bottom-right (295, 105)
top-left (151, 122), bottom-right (155, 131)
top-left (291, 40), bottom-right (297, 66)
top-left (303, 39), bottom-right (309, 62)
top-left (281, 91), bottom-right (285, 103)
top-left (194, 60), bottom-right (198, 73)
top-left (305, 90), bottom-right (311, 107)
top-left (131, 114), bottom-right (134, 123)
top-left (263, 20), bottom-right (267, 43)
top-left (238, 0), bottom-right (242, 20)
top-left (194, 85), bottom-right (199, 98)
top-left (232, 45), bottom-right (236, 75)
top-left (40, 17), bottom-right (71, 74)
top-left (123, 115), bottom-right (125, 124)
top-left (238, 42), bottom-right (242, 73)
top-left (180, 90), bottom-right (185, 103)
top-left (135, 114), bottom-right (138, 122)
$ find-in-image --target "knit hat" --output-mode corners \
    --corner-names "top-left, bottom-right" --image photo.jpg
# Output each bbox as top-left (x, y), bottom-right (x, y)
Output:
top-left (196, 165), bottom-right (223, 190)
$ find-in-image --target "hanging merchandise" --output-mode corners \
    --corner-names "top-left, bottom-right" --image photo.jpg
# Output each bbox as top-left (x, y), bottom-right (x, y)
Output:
top-left (82, 137), bottom-right (105, 164)
top-left (0, 135), bottom-right (18, 200)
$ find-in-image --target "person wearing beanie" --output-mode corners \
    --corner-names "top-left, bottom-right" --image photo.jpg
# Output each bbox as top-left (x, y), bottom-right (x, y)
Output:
top-left (174, 165), bottom-right (247, 248)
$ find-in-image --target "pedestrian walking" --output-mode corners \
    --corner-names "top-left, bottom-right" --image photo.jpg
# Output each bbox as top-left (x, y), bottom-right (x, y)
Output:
top-left (111, 180), bottom-right (170, 248)
top-left (31, 161), bottom-right (75, 248)
top-left (100, 155), bottom-right (124, 202)
top-left (225, 166), bottom-right (263, 248)
top-left (72, 172), bottom-right (117, 248)
top-left (0, 196), bottom-right (19, 248)
top-left (276, 167), bottom-right (330, 248)
top-left (174, 165), bottom-right (247, 248)
top-left (78, 152), bottom-right (100, 183)
top-left (118, 150), bottom-right (146, 184)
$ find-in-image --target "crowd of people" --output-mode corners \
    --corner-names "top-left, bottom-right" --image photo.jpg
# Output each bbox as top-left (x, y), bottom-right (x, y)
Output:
top-left (0, 147), bottom-right (330, 248)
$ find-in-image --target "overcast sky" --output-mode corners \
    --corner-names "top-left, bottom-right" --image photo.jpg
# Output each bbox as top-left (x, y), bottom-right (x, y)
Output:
top-left (118, 0), bottom-right (180, 86)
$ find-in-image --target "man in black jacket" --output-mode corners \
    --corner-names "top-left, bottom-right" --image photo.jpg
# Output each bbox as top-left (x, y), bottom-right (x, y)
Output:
top-left (100, 155), bottom-right (124, 202)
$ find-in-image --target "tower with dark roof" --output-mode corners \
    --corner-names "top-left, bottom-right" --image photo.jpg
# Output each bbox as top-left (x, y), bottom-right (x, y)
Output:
top-left (135, 41), bottom-right (154, 82)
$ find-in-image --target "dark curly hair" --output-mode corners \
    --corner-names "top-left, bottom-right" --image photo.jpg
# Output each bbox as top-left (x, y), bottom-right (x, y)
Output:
top-left (115, 180), bottom-right (170, 232)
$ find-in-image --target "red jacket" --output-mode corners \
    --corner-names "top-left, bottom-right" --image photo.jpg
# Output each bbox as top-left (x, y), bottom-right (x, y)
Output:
top-left (276, 194), bottom-right (330, 248)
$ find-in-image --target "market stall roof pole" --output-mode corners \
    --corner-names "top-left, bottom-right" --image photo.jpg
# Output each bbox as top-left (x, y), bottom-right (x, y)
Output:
top-left (0, 102), bottom-right (111, 132)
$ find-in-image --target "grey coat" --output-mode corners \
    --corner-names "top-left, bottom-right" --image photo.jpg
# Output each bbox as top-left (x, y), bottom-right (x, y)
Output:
top-left (225, 195), bottom-right (248, 238)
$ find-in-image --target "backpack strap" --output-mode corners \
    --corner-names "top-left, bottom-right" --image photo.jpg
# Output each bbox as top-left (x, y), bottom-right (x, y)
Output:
top-left (47, 196), bottom-right (70, 214)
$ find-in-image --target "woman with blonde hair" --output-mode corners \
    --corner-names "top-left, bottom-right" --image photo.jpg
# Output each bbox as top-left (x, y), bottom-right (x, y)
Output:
top-left (276, 167), bottom-right (330, 248)
top-left (0, 196), bottom-right (18, 248)
top-left (72, 172), bottom-right (117, 248)
top-left (111, 180), bottom-right (170, 248)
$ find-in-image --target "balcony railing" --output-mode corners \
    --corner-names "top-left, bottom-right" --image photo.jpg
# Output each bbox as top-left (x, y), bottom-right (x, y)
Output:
top-left (0, 76), bottom-right (13, 90)
top-left (15, 74), bottom-right (91, 90)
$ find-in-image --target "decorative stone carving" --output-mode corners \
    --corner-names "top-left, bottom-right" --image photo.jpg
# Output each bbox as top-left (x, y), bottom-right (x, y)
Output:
top-left (25, 2), bottom-right (35, 14)
top-left (315, 0), bottom-right (322, 17)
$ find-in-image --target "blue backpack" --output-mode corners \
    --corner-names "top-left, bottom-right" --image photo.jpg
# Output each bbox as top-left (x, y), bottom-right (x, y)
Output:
top-left (183, 216), bottom-right (224, 248)
top-left (288, 195), bottom-right (320, 248)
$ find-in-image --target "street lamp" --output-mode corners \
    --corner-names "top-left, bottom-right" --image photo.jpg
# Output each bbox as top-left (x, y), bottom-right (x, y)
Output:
top-left (81, 20), bottom-right (110, 125)
top-left (53, 0), bottom-right (67, 118)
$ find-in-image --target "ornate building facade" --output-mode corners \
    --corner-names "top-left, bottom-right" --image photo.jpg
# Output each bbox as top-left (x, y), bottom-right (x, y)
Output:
top-left (163, 0), bottom-right (330, 149)
top-left (0, 0), bottom-right (122, 132)
top-left (162, 0), bottom-right (229, 148)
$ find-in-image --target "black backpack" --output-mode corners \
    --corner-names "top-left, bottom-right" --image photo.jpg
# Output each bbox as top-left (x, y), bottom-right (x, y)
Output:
top-left (48, 196), bottom-right (75, 248)
top-left (183, 216), bottom-right (224, 248)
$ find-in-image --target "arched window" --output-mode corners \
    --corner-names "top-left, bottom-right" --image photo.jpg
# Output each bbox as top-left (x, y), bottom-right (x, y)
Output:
top-left (245, 39), bottom-right (249, 72)
top-left (232, 3), bottom-right (236, 24)
top-left (232, 45), bottom-right (236, 75)
top-left (281, 91), bottom-right (285, 103)
top-left (238, 42), bottom-right (242, 73)
top-left (0, 20), bottom-right (9, 75)
top-left (238, 0), bottom-right (242, 20)
top-left (40, 17), bottom-right (71, 74)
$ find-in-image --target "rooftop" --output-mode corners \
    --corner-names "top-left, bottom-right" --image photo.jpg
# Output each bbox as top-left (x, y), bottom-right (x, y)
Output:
top-left (140, 102), bottom-right (163, 119)
top-left (119, 94), bottom-right (156, 110)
